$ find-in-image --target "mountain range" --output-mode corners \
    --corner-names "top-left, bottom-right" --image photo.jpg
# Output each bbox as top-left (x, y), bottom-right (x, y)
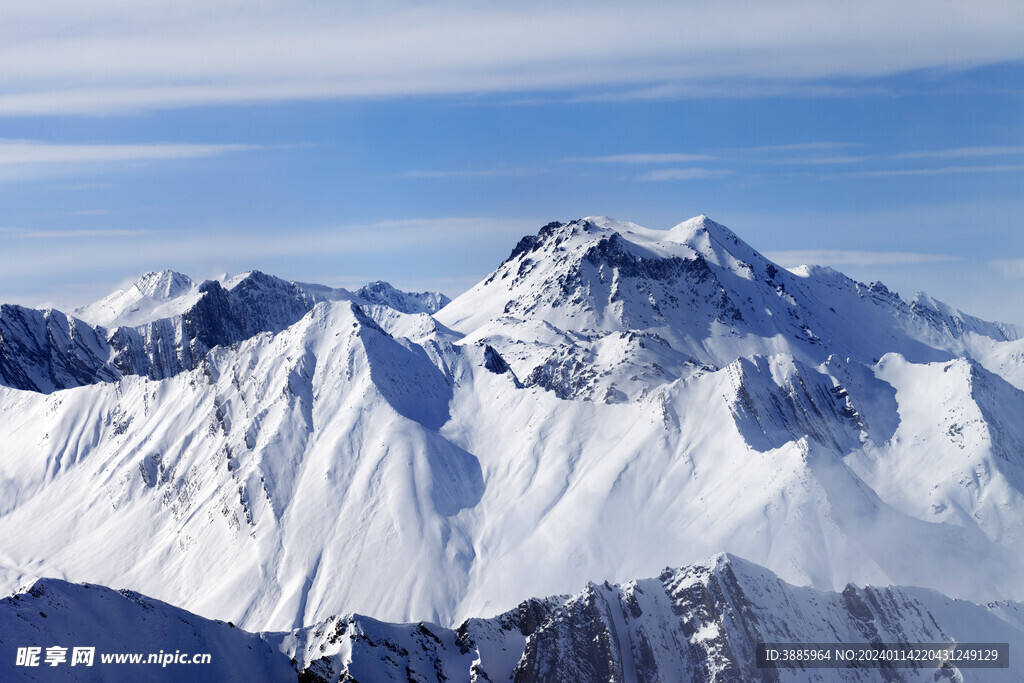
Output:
top-left (2, 215), bottom-right (1023, 680)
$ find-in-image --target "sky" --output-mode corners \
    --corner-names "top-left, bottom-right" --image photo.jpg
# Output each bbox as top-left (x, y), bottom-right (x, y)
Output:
top-left (1, 1), bottom-right (1023, 323)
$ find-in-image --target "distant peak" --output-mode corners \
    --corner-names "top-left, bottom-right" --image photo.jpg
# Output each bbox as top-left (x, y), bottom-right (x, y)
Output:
top-left (359, 280), bottom-right (400, 295)
top-left (132, 270), bottom-right (196, 299)
top-left (355, 281), bottom-right (451, 315)
top-left (220, 270), bottom-right (286, 292)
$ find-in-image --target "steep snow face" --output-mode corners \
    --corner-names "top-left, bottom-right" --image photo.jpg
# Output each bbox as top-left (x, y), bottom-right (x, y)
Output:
top-left (846, 355), bottom-right (1024, 548)
top-left (438, 355), bottom-right (1024, 621)
top-left (6, 555), bottom-right (1022, 683)
top-left (0, 579), bottom-right (293, 682)
top-left (0, 301), bottom-right (482, 630)
top-left (355, 280), bottom-right (451, 314)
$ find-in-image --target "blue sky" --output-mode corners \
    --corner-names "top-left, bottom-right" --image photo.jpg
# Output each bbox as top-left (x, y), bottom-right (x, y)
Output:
top-left (2, 1), bottom-right (1024, 323)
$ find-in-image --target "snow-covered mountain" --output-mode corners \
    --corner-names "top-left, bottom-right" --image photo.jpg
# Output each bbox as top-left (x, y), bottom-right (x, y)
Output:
top-left (2, 215), bottom-right (1024, 660)
top-left (0, 271), bottom-right (449, 393)
top-left (437, 215), bottom-right (1018, 402)
top-left (74, 270), bottom-right (199, 328)
top-left (355, 280), bottom-right (451, 314)
top-left (3, 554), bottom-right (1021, 682)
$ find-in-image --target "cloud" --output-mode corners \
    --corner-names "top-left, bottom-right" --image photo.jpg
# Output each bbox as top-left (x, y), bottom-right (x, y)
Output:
top-left (779, 156), bottom-right (872, 165)
top-left (400, 168), bottom-right (544, 178)
top-left (70, 209), bottom-right (109, 216)
top-left (892, 145), bottom-right (1024, 160)
top-left (0, 139), bottom-right (263, 183)
top-left (2, 1), bottom-right (1023, 115)
top-left (573, 82), bottom-right (894, 102)
top-left (848, 164), bottom-right (1024, 177)
top-left (765, 249), bottom-right (960, 267)
top-left (1, 228), bottom-right (152, 238)
top-left (574, 153), bottom-right (716, 164)
top-left (47, 183), bottom-right (116, 191)
top-left (731, 145), bottom-right (1024, 172)
top-left (0, 217), bottom-right (542, 280)
top-left (567, 145), bottom-right (859, 168)
top-left (990, 258), bottom-right (1024, 279)
top-left (639, 168), bottom-right (733, 182)
top-left (0, 139), bottom-right (259, 166)
top-left (740, 142), bottom-right (861, 153)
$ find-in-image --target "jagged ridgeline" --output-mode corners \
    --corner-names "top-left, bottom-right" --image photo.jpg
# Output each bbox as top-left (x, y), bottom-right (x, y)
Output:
top-left (2, 217), bottom-right (1024, 675)
top-left (4, 555), bottom-right (1022, 682)
top-left (0, 271), bottom-right (450, 393)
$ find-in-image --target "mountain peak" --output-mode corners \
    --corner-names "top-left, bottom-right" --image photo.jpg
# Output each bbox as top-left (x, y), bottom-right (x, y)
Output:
top-left (663, 214), bottom-right (760, 265)
top-left (666, 213), bottom-right (714, 238)
top-left (72, 270), bottom-right (200, 328)
top-left (131, 270), bottom-right (196, 300)
top-left (355, 280), bottom-right (451, 314)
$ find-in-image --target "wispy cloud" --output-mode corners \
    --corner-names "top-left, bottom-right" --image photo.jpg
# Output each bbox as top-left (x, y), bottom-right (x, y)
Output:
top-left (400, 168), bottom-right (544, 178)
top-left (990, 258), bottom-right (1024, 279)
top-left (765, 249), bottom-right (960, 267)
top-left (0, 139), bottom-right (260, 166)
top-left (573, 153), bottom-right (715, 164)
top-left (736, 144), bottom-right (1024, 172)
top-left (779, 155), bottom-right (872, 165)
top-left (1, 227), bottom-right (152, 239)
top-left (848, 164), bottom-right (1024, 177)
top-left (565, 142), bottom-right (1024, 181)
top-left (0, 214), bottom-right (549, 311)
top-left (70, 209), bottom-right (109, 216)
top-left (1, 1), bottom-right (1022, 115)
top-left (0, 217), bottom-right (541, 280)
top-left (0, 139), bottom-right (264, 183)
top-left (47, 182), bottom-right (116, 191)
top-left (572, 82), bottom-right (891, 102)
top-left (739, 142), bottom-right (861, 153)
top-left (892, 145), bottom-right (1024, 160)
top-left (738, 145), bottom-right (1024, 168)
top-left (639, 168), bottom-right (733, 182)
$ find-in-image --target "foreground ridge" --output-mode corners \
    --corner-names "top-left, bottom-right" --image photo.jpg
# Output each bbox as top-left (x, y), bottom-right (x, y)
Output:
top-left (3, 554), bottom-right (1022, 682)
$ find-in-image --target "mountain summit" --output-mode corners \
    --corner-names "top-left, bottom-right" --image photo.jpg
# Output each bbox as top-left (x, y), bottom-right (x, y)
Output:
top-left (74, 269), bottom-right (199, 328)
top-left (437, 215), bottom-right (1016, 402)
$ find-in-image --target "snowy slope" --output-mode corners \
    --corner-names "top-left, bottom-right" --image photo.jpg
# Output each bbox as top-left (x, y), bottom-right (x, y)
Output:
top-left (0, 301), bottom-right (480, 631)
top-left (0, 579), bottom-right (292, 682)
top-left (6, 302), bottom-right (1022, 630)
top-left (3, 215), bottom-right (1024, 644)
top-left (4, 555), bottom-right (1022, 682)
